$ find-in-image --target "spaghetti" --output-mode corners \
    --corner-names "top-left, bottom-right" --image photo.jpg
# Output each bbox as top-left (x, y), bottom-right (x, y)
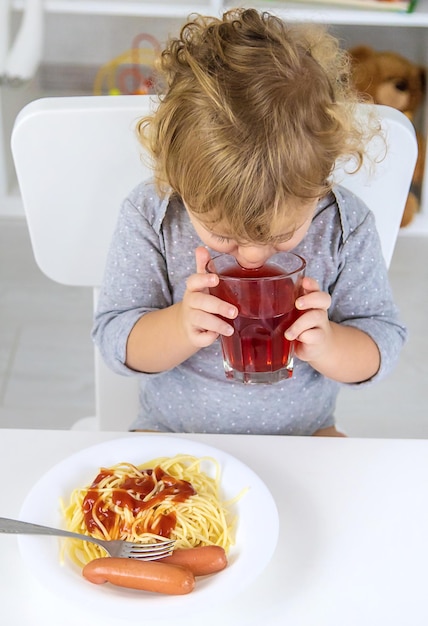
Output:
top-left (62, 454), bottom-right (239, 567)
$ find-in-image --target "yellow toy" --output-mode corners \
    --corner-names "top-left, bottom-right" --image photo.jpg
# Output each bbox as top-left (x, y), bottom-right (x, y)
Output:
top-left (348, 45), bottom-right (426, 227)
top-left (94, 33), bottom-right (161, 97)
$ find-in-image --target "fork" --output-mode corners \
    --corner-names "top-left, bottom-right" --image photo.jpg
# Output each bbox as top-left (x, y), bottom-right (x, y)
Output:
top-left (0, 517), bottom-right (175, 560)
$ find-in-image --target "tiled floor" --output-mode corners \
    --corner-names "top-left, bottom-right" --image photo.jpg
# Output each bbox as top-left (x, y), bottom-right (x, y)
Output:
top-left (0, 216), bottom-right (427, 437)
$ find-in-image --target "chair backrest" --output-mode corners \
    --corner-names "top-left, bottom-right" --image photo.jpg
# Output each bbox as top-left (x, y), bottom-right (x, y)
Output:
top-left (11, 96), bottom-right (417, 431)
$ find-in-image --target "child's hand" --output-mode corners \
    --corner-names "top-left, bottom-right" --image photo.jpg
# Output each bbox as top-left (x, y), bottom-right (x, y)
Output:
top-left (284, 276), bottom-right (333, 364)
top-left (180, 247), bottom-right (237, 348)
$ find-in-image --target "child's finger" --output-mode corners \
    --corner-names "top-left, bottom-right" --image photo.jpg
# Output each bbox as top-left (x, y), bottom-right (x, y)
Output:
top-left (194, 246), bottom-right (212, 274)
top-left (301, 276), bottom-right (320, 295)
top-left (186, 271), bottom-right (218, 293)
top-left (189, 291), bottom-right (237, 320)
top-left (285, 309), bottom-right (327, 341)
top-left (295, 290), bottom-right (331, 312)
top-left (192, 310), bottom-right (235, 337)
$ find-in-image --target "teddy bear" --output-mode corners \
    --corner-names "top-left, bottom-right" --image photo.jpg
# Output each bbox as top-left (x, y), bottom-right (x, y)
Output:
top-left (348, 45), bottom-right (426, 227)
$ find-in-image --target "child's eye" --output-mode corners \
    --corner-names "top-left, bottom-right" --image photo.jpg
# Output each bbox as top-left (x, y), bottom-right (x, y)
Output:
top-left (213, 234), bottom-right (231, 244)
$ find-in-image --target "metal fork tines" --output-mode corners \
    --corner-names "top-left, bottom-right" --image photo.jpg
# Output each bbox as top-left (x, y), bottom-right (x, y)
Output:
top-left (0, 517), bottom-right (175, 560)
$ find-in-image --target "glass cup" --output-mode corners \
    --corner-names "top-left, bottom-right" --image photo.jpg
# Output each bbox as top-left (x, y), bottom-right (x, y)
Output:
top-left (206, 251), bottom-right (306, 384)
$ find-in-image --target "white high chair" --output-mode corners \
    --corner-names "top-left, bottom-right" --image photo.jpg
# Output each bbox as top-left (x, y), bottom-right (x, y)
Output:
top-left (11, 96), bottom-right (417, 431)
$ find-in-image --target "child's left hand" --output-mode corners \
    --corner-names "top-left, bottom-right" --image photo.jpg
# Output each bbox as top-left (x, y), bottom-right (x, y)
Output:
top-left (284, 276), bottom-right (333, 364)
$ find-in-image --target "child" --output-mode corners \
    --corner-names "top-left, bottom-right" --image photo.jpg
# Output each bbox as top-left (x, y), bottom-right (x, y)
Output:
top-left (92, 8), bottom-right (407, 436)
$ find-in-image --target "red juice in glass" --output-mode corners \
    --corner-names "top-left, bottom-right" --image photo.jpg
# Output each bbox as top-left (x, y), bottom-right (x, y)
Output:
top-left (207, 252), bottom-right (306, 384)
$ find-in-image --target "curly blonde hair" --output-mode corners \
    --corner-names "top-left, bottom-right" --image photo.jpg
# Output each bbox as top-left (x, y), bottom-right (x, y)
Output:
top-left (138, 8), bottom-right (379, 242)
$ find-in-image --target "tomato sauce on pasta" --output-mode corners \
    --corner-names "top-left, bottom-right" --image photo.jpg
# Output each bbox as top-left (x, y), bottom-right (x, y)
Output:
top-left (61, 454), bottom-right (239, 567)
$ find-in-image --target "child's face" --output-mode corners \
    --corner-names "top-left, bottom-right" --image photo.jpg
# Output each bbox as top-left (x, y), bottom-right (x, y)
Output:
top-left (185, 201), bottom-right (316, 269)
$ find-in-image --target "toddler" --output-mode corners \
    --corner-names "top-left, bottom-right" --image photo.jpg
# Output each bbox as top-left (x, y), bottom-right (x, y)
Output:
top-left (93, 8), bottom-right (407, 436)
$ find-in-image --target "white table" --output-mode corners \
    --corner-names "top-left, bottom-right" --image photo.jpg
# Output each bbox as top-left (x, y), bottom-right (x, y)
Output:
top-left (1, 429), bottom-right (428, 626)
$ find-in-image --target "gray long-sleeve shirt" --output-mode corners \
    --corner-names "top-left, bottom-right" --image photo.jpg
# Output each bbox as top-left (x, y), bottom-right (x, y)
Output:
top-left (92, 181), bottom-right (407, 435)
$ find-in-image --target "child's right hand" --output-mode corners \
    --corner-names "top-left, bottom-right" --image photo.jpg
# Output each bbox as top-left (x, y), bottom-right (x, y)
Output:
top-left (180, 246), bottom-right (238, 348)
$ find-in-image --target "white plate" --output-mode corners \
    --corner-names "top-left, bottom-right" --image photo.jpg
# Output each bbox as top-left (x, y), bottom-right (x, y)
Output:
top-left (18, 435), bottom-right (279, 620)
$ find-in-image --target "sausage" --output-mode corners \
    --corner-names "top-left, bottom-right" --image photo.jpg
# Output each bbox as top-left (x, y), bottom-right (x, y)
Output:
top-left (161, 546), bottom-right (228, 576)
top-left (82, 557), bottom-right (195, 595)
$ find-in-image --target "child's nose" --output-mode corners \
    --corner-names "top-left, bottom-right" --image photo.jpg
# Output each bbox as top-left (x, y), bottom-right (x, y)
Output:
top-left (236, 245), bottom-right (273, 268)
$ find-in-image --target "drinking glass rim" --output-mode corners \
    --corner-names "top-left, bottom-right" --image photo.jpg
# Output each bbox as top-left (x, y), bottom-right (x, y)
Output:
top-left (206, 251), bottom-right (306, 281)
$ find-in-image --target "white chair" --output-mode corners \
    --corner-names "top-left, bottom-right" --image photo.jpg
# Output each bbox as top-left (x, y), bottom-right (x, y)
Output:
top-left (11, 96), bottom-right (417, 431)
